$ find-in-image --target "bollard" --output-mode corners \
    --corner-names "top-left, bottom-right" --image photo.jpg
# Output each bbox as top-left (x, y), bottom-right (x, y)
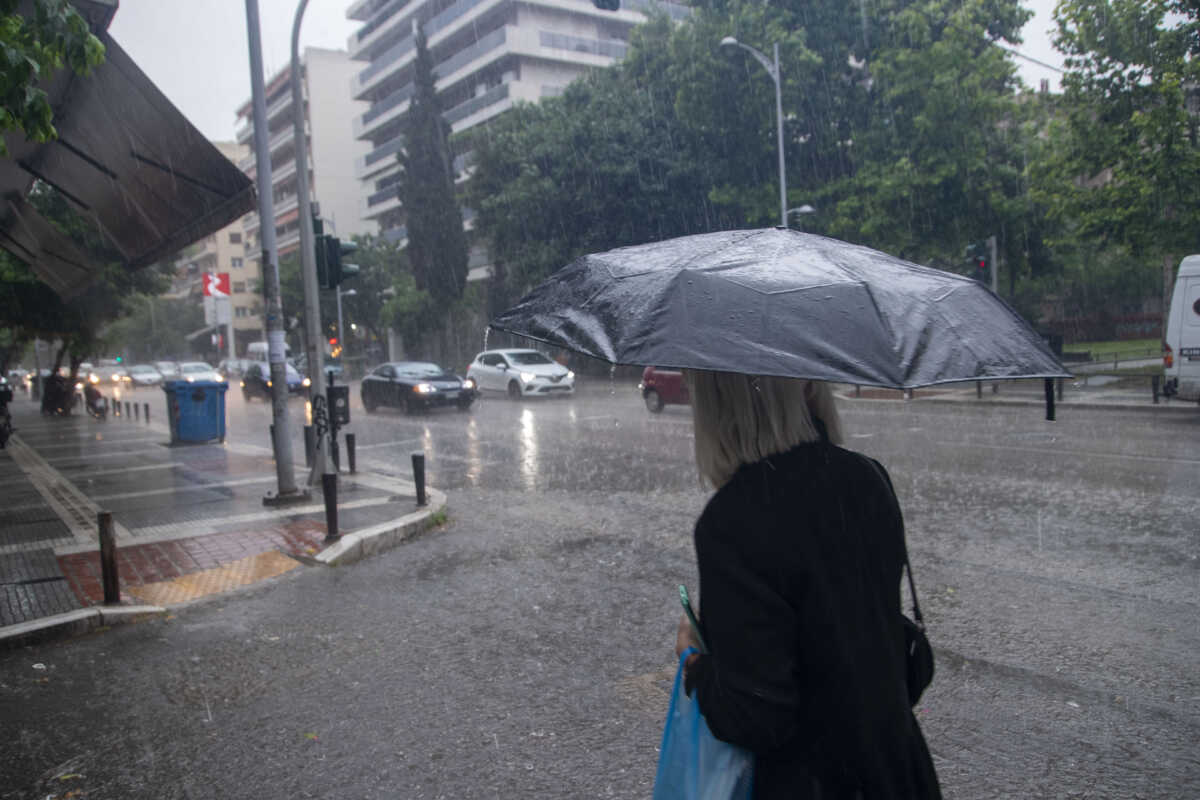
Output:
top-left (112, 400), bottom-right (118, 417)
top-left (976, 380), bottom-right (983, 399)
top-left (322, 473), bottom-right (339, 542)
top-left (134, 402), bottom-right (139, 421)
top-left (1152, 374), bottom-right (1161, 404)
top-left (125, 401), bottom-right (131, 419)
top-left (1044, 378), bottom-right (1056, 421)
top-left (303, 425), bottom-right (315, 467)
top-left (144, 402), bottom-right (150, 423)
top-left (98, 511), bottom-right (120, 604)
top-left (854, 385), bottom-right (861, 398)
top-left (102, 396), bottom-right (109, 413)
top-left (412, 452), bottom-right (427, 506)
top-left (346, 433), bottom-right (356, 474)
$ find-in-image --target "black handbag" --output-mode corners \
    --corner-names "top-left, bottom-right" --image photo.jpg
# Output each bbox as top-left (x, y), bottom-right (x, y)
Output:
top-left (866, 457), bottom-right (935, 706)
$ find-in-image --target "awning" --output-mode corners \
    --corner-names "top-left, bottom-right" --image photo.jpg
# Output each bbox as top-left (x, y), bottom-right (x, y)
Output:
top-left (0, 0), bottom-right (256, 297)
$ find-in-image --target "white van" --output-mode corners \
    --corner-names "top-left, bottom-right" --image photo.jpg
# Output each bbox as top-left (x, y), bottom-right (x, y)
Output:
top-left (1163, 255), bottom-right (1200, 402)
top-left (246, 341), bottom-right (291, 362)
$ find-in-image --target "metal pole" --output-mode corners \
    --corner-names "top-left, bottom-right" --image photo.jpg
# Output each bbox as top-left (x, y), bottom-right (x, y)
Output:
top-left (774, 42), bottom-right (786, 229)
top-left (988, 234), bottom-right (998, 294)
top-left (98, 511), bottom-right (120, 605)
top-left (412, 452), bottom-right (427, 506)
top-left (337, 286), bottom-right (345, 354)
top-left (290, 0), bottom-right (338, 513)
top-left (246, 0), bottom-right (299, 500)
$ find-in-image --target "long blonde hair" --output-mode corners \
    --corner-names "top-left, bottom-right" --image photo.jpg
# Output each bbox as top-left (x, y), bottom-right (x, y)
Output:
top-left (687, 370), bottom-right (843, 488)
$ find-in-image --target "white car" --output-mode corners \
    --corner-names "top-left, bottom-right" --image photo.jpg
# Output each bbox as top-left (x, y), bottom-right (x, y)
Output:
top-left (467, 349), bottom-right (574, 399)
top-left (126, 364), bottom-right (163, 388)
top-left (178, 362), bottom-right (224, 383)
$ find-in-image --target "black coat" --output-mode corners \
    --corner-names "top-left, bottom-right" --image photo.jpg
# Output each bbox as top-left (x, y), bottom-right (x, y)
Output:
top-left (685, 440), bottom-right (941, 800)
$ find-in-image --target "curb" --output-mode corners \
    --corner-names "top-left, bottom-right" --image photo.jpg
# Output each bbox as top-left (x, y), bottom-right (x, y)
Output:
top-left (315, 487), bottom-right (448, 566)
top-left (0, 604), bottom-right (166, 651)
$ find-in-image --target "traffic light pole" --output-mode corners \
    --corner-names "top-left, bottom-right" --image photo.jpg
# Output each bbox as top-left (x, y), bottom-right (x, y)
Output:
top-left (290, 0), bottom-right (338, 538)
top-left (246, 0), bottom-right (302, 506)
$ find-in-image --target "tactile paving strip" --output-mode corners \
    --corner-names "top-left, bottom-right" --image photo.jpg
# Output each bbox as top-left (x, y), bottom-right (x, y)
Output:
top-left (124, 550), bottom-right (300, 606)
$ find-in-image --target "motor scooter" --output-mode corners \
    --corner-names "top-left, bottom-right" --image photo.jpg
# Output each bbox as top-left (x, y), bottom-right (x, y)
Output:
top-left (83, 382), bottom-right (107, 420)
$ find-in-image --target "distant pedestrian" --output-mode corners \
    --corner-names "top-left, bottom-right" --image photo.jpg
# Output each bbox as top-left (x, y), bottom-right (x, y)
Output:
top-left (673, 370), bottom-right (941, 799)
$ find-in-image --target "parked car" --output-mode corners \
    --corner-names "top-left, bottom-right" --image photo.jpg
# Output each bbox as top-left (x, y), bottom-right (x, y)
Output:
top-left (155, 361), bottom-right (181, 381)
top-left (240, 361), bottom-right (309, 400)
top-left (466, 349), bottom-right (574, 399)
top-left (126, 364), bottom-right (163, 388)
top-left (361, 362), bottom-right (477, 414)
top-left (639, 366), bottom-right (689, 412)
top-left (217, 358), bottom-right (252, 380)
top-left (177, 361), bottom-right (224, 383)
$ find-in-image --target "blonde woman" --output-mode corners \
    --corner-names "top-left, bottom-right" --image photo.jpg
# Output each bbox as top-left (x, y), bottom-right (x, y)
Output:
top-left (673, 370), bottom-right (941, 800)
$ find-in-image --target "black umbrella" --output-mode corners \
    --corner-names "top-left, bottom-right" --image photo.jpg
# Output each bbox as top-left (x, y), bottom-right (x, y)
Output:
top-left (490, 228), bottom-right (1070, 416)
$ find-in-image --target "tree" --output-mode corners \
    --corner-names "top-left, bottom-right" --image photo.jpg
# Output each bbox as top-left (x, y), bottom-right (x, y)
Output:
top-left (338, 234), bottom-right (405, 357)
top-left (1034, 0), bottom-right (1200, 272)
top-left (103, 295), bottom-right (204, 362)
top-left (0, 0), bottom-right (105, 155)
top-left (398, 26), bottom-right (468, 305)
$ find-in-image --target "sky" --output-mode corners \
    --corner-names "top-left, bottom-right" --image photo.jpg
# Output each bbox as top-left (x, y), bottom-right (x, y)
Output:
top-left (108, 0), bottom-right (1065, 143)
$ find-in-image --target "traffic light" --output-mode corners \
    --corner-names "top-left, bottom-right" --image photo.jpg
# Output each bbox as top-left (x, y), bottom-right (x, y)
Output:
top-left (592, 0), bottom-right (619, 9)
top-left (318, 236), bottom-right (359, 289)
top-left (965, 241), bottom-right (989, 284)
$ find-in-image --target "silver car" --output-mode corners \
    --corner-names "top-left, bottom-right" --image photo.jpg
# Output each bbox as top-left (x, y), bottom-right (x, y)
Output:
top-left (466, 349), bottom-right (574, 399)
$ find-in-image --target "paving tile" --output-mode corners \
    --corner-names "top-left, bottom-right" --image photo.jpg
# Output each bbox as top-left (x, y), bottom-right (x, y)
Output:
top-left (0, 550), bottom-right (64, 582)
top-left (1, 580), bottom-right (79, 626)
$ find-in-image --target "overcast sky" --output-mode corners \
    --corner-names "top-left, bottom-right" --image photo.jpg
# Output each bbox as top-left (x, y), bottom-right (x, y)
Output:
top-left (108, 0), bottom-right (1065, 143)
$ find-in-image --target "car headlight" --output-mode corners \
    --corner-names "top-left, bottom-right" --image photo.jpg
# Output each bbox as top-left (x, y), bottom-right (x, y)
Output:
top-left (89, 374), bottom-right (99, 384)
top-left (520, 371), bottom-right (536, 383)
top-left (413, 382), bottom-right (436, 394)
top-left (566, 370), bottom-right (575, 380)
top-left (75, 382), bottom-right (84, 390)
top-left (266, 380), bottom-right (272, 387)
top-left (302, 377), bottom-right (311, 387)
top-left (462, 378), bottom-right (476, 390)
top-left (239, 381), bottom-right (245, 387)
top-left (112, 375), bottom-right (121, 382)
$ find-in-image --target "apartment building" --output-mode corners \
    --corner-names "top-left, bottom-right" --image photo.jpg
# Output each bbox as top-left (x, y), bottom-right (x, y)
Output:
top-left (235, 47), bottom-right (376, 274)
top-left (346, 0), bottom-right (689, 247)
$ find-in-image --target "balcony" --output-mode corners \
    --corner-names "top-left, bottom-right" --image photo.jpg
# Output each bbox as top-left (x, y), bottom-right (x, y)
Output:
top-left (360, 133), bottom-right (404, 172)
top-left (539, 30), bottom-right (627, 60)
top-left (446, 82), bottom-right (509, 126)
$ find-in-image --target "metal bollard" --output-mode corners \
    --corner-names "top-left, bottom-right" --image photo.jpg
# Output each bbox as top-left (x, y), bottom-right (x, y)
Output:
top-left (346, 433), bottom-right (356, 474)
top-left (102, 396), bottom-right (109, 413)
top-left (854, 385), bottom-right (861, 398)
top-left (144, 402), bottom-right (150, 422)
top-left (1044, 378), bottom-right (1056, 421)
top-left (303, 425), bottom-right (315, 467)
top-left (134, 402), bottom-right (140, 421)
top-left (322, 473), bottom-right (339, 542)
top-left (1152, 374), bottom-right (1161, 404)
top-left (976, 380), bottom-right (983, 399)
top-left (412, 452), bottom-right (427, 506)
top-left (125, 401), bottom-right (131, 419)
top-left (98, 511), bottom-right (120, 604)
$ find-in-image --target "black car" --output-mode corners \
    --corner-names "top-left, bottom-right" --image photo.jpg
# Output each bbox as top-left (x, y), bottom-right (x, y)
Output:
top-left (361, 361), bottom-right (477, 414)
top-left (241, 361), bottom-right (310, 401)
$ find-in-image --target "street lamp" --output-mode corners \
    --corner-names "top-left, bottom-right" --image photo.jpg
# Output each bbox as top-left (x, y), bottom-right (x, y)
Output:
top-left (787, 204), bottom-right (815, 230)
top-left (721, 36), bottom-right (786, 228)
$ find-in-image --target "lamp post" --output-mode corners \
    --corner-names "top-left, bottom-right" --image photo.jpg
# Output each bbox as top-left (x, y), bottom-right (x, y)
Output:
top-left (787, 204), bottom-right (815, 230)
top-left (721, 36), bottom-right (786, 228)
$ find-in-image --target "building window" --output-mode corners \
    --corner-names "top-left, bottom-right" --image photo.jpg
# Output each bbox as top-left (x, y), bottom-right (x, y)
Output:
top-left (233, 281), bottom-right (246, 294)
top-left (231, 257), bottom-right (244, 268)
top-left (235, 306), bottom-right (248, 318)
top-left (229, 232), bottom-right (242, 244)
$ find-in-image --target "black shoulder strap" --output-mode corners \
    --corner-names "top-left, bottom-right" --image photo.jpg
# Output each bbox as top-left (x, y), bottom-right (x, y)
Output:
top-left (865, 456), bottom-right (924, 627)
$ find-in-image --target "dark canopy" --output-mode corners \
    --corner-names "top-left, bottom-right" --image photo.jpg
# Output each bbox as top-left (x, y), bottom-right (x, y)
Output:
top-left (0, 0), bottom-right (255, 297)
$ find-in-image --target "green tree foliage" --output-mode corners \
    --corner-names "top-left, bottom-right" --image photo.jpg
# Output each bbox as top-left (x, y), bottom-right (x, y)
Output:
top-left (1035, 0), bottom-right (1200, 262)
top-left (102, 295), bottom-right (204, 362)
top-left (398, 27), bottom-right (468, 304)
top-left (339, 233), bottom-right (404, 350)
top-left (0, 0), bottom-right (105, 155)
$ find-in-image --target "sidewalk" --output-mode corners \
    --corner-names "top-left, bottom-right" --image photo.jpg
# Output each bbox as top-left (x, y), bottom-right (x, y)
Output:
top-left (0, 394), bottom-right (444, 644)
top-left (837, 376), bottom-right (1197, 413)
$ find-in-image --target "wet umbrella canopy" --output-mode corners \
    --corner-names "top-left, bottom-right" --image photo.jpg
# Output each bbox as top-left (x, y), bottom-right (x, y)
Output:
top-left (490, 228), bottom-right (1070, 391)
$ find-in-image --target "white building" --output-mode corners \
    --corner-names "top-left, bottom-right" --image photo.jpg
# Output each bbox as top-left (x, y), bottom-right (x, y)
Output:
top-left (235, 47), bottom-right (376, 269)
top-left (346, 0), bottom-right (689, 245)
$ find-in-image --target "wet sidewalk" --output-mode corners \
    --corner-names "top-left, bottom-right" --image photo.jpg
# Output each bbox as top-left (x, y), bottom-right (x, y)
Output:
top-left (0, 395), bottom-right (438, 637)
top-left (838, 376), bottom-right (1196, 412)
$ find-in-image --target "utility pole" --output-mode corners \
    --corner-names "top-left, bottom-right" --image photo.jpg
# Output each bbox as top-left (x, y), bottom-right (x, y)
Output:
top-left (987, 234), bottom-right (998, 294)
top-left (290, 0), bottom-right (339, 538)
top-left (246, 0), bottom-right (302, 505)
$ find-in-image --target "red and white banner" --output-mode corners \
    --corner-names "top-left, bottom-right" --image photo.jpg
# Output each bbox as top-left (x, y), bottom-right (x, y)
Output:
top-left (202, 272), bottom-right (231, 297)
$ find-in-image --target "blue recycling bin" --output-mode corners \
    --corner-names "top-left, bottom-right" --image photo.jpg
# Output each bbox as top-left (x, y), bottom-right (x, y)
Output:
top-left (163, 380), bottom-right (227, 444)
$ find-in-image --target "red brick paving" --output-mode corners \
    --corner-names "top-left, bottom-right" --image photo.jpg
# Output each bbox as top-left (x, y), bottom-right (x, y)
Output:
top-left (58, 519), bottom-right (329, 607)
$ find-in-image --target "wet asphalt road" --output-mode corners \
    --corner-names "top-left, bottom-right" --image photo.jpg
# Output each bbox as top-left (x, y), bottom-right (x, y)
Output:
top-left (2, 383), bottom-right (1197, 799)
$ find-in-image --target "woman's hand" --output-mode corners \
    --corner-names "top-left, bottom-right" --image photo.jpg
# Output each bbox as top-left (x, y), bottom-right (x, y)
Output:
top-left (675, 614), bottom-right (702, 669)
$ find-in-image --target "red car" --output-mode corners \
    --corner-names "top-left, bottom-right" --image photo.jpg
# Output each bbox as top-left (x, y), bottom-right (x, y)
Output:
top-left (640, 366), bottom-right (689, 412)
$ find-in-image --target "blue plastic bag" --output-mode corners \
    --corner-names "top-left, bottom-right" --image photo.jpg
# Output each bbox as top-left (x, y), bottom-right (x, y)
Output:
top-left (653, 648), bottom-right (754, 800)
